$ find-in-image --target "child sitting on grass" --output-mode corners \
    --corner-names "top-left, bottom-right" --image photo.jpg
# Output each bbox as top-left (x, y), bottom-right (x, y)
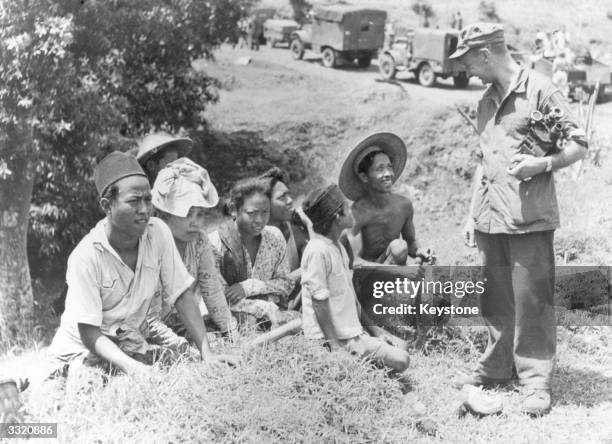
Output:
top-left (300, 184), bottom-right (411, 372)
top-left (300, 184), bottom-right (439, 436)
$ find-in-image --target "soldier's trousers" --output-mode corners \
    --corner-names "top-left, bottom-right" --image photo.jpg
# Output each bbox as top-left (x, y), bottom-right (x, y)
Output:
top-left (474, 230), bottom-right (556, 390)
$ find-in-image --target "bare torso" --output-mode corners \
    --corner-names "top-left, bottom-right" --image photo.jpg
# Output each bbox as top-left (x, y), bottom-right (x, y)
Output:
top-left (352, 194), bottom-right (414, 261)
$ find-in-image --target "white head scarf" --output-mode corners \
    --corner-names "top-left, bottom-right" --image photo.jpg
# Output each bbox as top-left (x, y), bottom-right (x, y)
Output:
top-left (152, 158), bottom-right (219, 217)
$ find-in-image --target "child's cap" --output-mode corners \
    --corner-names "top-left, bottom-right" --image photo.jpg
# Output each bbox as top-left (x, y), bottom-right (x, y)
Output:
top-left (302, 184), bottom-right (346, 227)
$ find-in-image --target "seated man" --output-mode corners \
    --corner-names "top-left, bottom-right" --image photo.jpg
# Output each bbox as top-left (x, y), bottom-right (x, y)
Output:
top-left (339, 132), bottom-right (430, 266)
top-left (45, 151), bottom-right (238, 380)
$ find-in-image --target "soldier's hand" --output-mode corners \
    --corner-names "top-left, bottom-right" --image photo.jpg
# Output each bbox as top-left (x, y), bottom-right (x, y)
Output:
top-left (507, 154), bottom-right (548, 181)
top-left (463, 219), bottom-right (476, 248)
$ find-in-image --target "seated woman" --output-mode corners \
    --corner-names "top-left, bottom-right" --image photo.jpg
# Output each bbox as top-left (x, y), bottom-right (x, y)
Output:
top-left (209, 177), bottom-right (296, 329)
top-left (148, 158), bottom-right (236, 350)
top-left (258, 167), bottom-right (311, 309)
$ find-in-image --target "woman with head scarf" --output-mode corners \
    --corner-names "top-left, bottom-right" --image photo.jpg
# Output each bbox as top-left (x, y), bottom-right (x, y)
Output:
top-left (208, 177), bottom-right (297, 329)
top-left (148, 158), bottom-right (236, 349)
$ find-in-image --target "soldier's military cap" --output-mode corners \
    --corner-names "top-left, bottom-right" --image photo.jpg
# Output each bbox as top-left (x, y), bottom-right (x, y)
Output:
top-left (449, 23), bottom-right (505, 59)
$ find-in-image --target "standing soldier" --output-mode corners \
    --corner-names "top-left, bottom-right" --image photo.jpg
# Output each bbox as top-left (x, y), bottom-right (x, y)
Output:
top-left (450, 23), bottom-right (587, 416)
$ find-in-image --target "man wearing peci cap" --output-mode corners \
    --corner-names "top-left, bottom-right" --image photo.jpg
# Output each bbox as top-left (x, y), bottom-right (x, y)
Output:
top-left (136, 132), bottom-right (193, 185)
top-left (339, 132), bottom-right (431, 268)
top-left (450, 23), bottom-right (587, 415)
top-left (46, 151), bottom-right (238, 379)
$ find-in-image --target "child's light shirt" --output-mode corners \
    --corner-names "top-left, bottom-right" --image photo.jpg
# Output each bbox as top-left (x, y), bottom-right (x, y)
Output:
top-left (300, 233), bottom-right (363, 340)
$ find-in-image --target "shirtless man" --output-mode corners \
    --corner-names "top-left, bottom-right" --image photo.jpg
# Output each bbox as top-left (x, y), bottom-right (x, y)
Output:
top-left (339, 132), bottom-right (430, 267)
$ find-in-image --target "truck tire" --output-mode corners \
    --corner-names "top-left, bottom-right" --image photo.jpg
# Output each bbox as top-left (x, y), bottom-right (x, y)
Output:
top-left (417, 62), bottom-right (435, 87)
top-left (453, 72), bottom-right (469, 88)
top-left (357, 54), bottom-right (372, 68)
top-left (290, 38), bottom-right (304, 60)
top-left (322, 47), bottom-right (337, 68)
top-left (379, 53), bottom-right (397, 80)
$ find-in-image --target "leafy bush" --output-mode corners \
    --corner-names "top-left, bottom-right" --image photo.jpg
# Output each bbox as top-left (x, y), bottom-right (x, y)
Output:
top-left (25, 0), bottom-right (251, 278)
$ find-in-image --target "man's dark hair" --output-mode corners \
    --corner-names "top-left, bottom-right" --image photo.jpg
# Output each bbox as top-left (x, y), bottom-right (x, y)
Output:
top-left (229, 177), bottom-right (269, 211)
top-left (259, 166), bottom-right (289, 198)
top-left (357, 150), bottom-right (388, 174)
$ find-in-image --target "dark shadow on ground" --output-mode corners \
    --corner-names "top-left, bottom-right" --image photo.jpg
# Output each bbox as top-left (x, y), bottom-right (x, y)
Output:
top-left (554, 365), bottom-right (612, 407)
top-left (295, 55), bottom-right (380, 74)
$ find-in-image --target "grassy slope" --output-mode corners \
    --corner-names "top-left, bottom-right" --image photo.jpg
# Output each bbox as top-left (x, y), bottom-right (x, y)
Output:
top-left (22, 331), bottom-right (612, 443)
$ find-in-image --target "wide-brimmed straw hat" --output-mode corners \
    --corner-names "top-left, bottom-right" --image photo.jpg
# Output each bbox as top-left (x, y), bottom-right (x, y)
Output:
top-left (136, 132), bottom-right (193, 165)
top-left (338, 132), bottom-right (407, 201)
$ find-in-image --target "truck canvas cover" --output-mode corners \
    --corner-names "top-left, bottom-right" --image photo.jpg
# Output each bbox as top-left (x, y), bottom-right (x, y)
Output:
top-left (313, 5), bottom-right (386, 23)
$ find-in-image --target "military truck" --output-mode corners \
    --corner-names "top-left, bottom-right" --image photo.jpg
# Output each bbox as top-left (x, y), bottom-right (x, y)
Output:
top-left (264, 19), bottom-right (299, 47)
top-left (290, 5), bottom-right (387, 68)
top-left (378, 28), bottom-right (469, 88)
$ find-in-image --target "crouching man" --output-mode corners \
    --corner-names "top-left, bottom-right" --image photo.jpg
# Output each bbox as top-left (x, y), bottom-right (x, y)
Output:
top-left (45, 151), bottom-right (239, 379)
top-left (339, 132), bottom-right (431, 266)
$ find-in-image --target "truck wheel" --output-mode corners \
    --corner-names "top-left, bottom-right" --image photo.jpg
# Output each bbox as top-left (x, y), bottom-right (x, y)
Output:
top-left (357, 54), bottom-right (372, 68)
top-left (417, 63), bottom-right (435, 87)
top-left (290, 38), bottom-right (304, 60)
top-left (453, 72), bottom-right (469, 88)
top-left (379, 54), bottom-right (397, 80)
top-left (322, 47), bottom-right (337, 68)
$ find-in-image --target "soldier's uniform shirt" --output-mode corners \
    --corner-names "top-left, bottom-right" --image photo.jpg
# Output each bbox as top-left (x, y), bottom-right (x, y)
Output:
top-left (473, 67), bottom-right (587, 234)
top-left (472, 67), bottom-right (587, 390)
top-left (48, 217), bottom-right (193, 361)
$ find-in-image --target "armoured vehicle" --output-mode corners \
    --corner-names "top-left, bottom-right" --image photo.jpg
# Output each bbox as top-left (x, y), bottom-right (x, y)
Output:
top-left (290, 5), bottom-right (386, 68)
top-left (378, 28), bottom-right (469, 88)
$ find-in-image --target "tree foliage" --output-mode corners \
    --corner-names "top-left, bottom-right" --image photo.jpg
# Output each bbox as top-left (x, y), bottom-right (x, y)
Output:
top-left (16, 0), bottom-right (250, 275)
top-left (289, 0), bottom-right (312, 25)
top-left (0, 0), bottom-right (249, 340)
